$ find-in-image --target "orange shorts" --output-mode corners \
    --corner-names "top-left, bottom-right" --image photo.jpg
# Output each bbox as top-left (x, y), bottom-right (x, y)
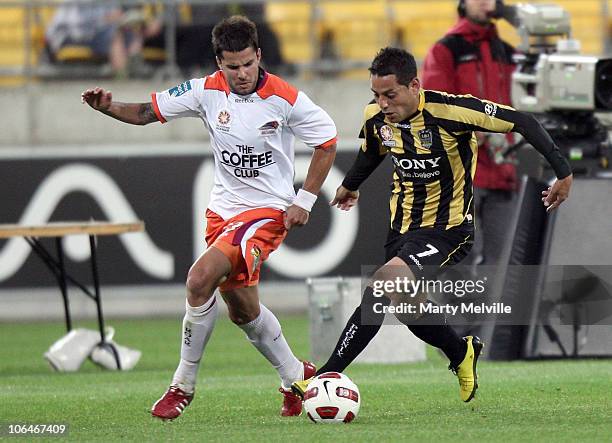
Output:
top-left (205, 208), bottom-right (287, 291)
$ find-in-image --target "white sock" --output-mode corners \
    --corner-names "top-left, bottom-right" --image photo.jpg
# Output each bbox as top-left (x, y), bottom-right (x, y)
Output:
top-left (239, 303), bottom-right (303, 390)
top-left (171, 296), bottom-right (218, 394)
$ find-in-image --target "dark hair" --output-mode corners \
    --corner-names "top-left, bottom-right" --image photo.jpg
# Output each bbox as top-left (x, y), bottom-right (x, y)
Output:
top-left (457, 0), bottom-right (466, 17)
top-left (458, 0), bottom-right (505, 19)
top-left (369, 47), bottom-right (417, 86)
top-left (212, 15), bottom-right (259, 58)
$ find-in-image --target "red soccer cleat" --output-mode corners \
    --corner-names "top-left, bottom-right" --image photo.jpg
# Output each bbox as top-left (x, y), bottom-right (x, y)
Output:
top-left (151, 386), bottom-right (194, 420)
top-left (279, 361), bottom-right (316, 417)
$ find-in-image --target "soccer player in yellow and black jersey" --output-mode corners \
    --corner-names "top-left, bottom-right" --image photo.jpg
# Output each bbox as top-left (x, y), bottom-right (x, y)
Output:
top-left (292, 47), bottom-right (573, 403)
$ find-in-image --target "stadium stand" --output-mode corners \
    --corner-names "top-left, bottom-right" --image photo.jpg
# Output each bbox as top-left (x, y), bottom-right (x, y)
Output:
top-left (265, 1), bottom-right (314, 65)
top-left (0, 0), bottom-right (610, 85)
top-left (0, 3), bottom-right (51, 86)
top-left (317, 0), bottom-right (390, 64)
top-left (389, 0), bottom-right (457, 61)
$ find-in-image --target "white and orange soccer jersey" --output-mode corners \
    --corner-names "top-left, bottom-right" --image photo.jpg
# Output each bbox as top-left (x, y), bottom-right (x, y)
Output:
top-left (152, 70), bottom-right (337, 219)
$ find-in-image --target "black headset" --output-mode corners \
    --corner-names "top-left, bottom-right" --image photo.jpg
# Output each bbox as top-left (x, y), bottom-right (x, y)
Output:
top-left (458, 0), bottom-right (505, 18)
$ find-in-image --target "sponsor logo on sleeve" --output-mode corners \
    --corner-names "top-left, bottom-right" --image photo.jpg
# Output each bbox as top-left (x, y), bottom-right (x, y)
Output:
top-left (484, 102), bottom-right (498, 118)
top-left (169, 81), bottom-right (192, 97)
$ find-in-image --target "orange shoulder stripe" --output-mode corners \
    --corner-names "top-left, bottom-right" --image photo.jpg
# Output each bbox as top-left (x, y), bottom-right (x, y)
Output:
top-left (257, 73), bottom-right (298, 105)
top-left (205, 71), bottom-right (230, 95)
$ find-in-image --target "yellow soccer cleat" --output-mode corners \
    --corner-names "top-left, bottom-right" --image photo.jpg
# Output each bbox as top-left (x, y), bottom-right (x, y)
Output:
top-left (290, 376), bottom-right (314, 400)
top-left (449, 335), bottom-right (484, 402)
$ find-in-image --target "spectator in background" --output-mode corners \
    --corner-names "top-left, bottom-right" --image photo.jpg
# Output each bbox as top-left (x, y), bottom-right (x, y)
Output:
top-left (45, 1), bottom-right (144, 77)
top-left (422, 0), bottom-right (517, 270)
top-left (142, 2), bottom-right (285, 76)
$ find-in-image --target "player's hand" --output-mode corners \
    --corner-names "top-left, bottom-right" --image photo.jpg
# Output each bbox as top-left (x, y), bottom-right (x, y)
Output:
top-left (330, 185), bottom-right (359, 211)
top-left (542, 174), bottom-right (573, 213)
top-left (81, 87), bottom-right (112, 112)
top-left (284, 205), bottom-right (309, 230)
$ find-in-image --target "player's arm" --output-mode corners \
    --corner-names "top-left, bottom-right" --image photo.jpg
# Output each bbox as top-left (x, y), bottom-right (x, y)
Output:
top-left (501, 110), bottom-right (573, 212)
top-left (332, 117), bottom-right (386, 210)
top-left (441, 94), bottom-right (573, 212)
top-left (285, 143), bottom-right (337, 229)
top-left (284, 91), bottom-right (339, 229)
top-left (81, 87), bottom-right (158, 126)
top-left (302, 143), bottom-right (337, 196)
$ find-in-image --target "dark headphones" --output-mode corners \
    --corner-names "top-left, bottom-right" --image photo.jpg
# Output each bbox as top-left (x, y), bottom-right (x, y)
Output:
top-left (458, 0), bottom-right (505, 18)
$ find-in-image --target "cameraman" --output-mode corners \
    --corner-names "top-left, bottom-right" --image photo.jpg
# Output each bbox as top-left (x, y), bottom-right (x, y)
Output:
top-left (422, 0), bottom-right (517, 269)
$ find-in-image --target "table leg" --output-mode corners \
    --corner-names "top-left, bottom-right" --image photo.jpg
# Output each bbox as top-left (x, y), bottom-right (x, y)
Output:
top-left (54, 237), bottom-right (72, 333)
top-left (88, 235), bottom-right (121, 369)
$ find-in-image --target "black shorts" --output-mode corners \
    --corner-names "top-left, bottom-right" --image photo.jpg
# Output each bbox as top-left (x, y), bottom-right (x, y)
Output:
top-left (384, 223), bottom-right (474, 279)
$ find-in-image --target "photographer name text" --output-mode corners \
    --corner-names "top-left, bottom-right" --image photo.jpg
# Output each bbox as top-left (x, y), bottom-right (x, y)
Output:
top-left (373, 302), bottom-right (511, 315)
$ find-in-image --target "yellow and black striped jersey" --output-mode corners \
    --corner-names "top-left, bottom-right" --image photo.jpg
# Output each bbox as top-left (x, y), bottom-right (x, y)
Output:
top-left (343, 89), bottom-right (571, 233)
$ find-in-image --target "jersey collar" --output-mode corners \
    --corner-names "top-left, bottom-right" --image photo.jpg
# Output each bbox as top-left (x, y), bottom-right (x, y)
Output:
top-left (402, 90), bottom-right (426, 123)
top-left (214, 68), bottom-right (268, 97)
top-left (255, 68), bottom-right (268, 92)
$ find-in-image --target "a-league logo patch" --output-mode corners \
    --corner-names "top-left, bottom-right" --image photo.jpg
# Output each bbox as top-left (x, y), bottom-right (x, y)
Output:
top-left (380, 125), bottom-right (393, 141)
top-left (218, 110), bottom-right (231, 125)
top-left (169, 81), bottom-right (192, 97)
top-left (418, 129), bottom-right (433, 149)
top-left (379, 125), bottom-right (396, 147)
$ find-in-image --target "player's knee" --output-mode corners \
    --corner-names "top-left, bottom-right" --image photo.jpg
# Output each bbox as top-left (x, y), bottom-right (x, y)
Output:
top-left (228, 309), bottom-right (258, 325)
top-left (186, 267), bottom-right (218, 296)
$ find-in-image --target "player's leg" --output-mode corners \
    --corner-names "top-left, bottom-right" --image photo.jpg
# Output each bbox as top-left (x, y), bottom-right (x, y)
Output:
top-left (221, 285), bottom-right (304, 388)
top-left (308, 228), bottom-right (432, 378)
top-left (291, 256), bottom-right (421, 399)
top-left (393, 226), bottom-right (483, 402)
top-left (221, 285), bottom-right (315, 416)
top-left (151, 246), bottom-right (230, 420)
top-left (314, 258), bottom-right (406, 376)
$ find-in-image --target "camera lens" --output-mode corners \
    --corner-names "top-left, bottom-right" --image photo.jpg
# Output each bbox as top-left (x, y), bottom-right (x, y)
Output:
top-left (595, 59), bottom-right (612, 110)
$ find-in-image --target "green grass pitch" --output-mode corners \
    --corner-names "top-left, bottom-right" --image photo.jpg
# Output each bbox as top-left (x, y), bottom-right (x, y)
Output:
top-left (1, 315), bottom-right (610, 442)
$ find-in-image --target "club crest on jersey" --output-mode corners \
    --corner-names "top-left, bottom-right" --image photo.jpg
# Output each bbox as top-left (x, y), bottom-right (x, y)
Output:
top-left (169, 81), bottom-right (192, 97)
top-left (418, 129), bottom-right (433, 149)
top-left (258, 120), bottom-right (280, 137)
top-left (379, 125), bottom-right (396, 147)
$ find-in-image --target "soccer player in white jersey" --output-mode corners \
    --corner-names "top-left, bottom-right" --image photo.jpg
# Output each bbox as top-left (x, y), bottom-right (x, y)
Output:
top-left (81, 16), bottom-right (337, 420)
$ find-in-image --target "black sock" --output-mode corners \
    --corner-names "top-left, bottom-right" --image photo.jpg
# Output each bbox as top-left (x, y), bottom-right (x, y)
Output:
top-left (316, 287), bottom-right (389, 375)
top-left (406, 301), bottom-right (467, 367)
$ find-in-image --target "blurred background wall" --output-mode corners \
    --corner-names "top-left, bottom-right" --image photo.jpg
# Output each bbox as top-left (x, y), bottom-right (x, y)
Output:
top-left (1, 0), bottom-right (611, 321)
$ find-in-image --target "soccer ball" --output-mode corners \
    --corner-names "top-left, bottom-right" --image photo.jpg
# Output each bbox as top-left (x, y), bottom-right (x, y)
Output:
top-left (303, 372), bottom-right (360, 423)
